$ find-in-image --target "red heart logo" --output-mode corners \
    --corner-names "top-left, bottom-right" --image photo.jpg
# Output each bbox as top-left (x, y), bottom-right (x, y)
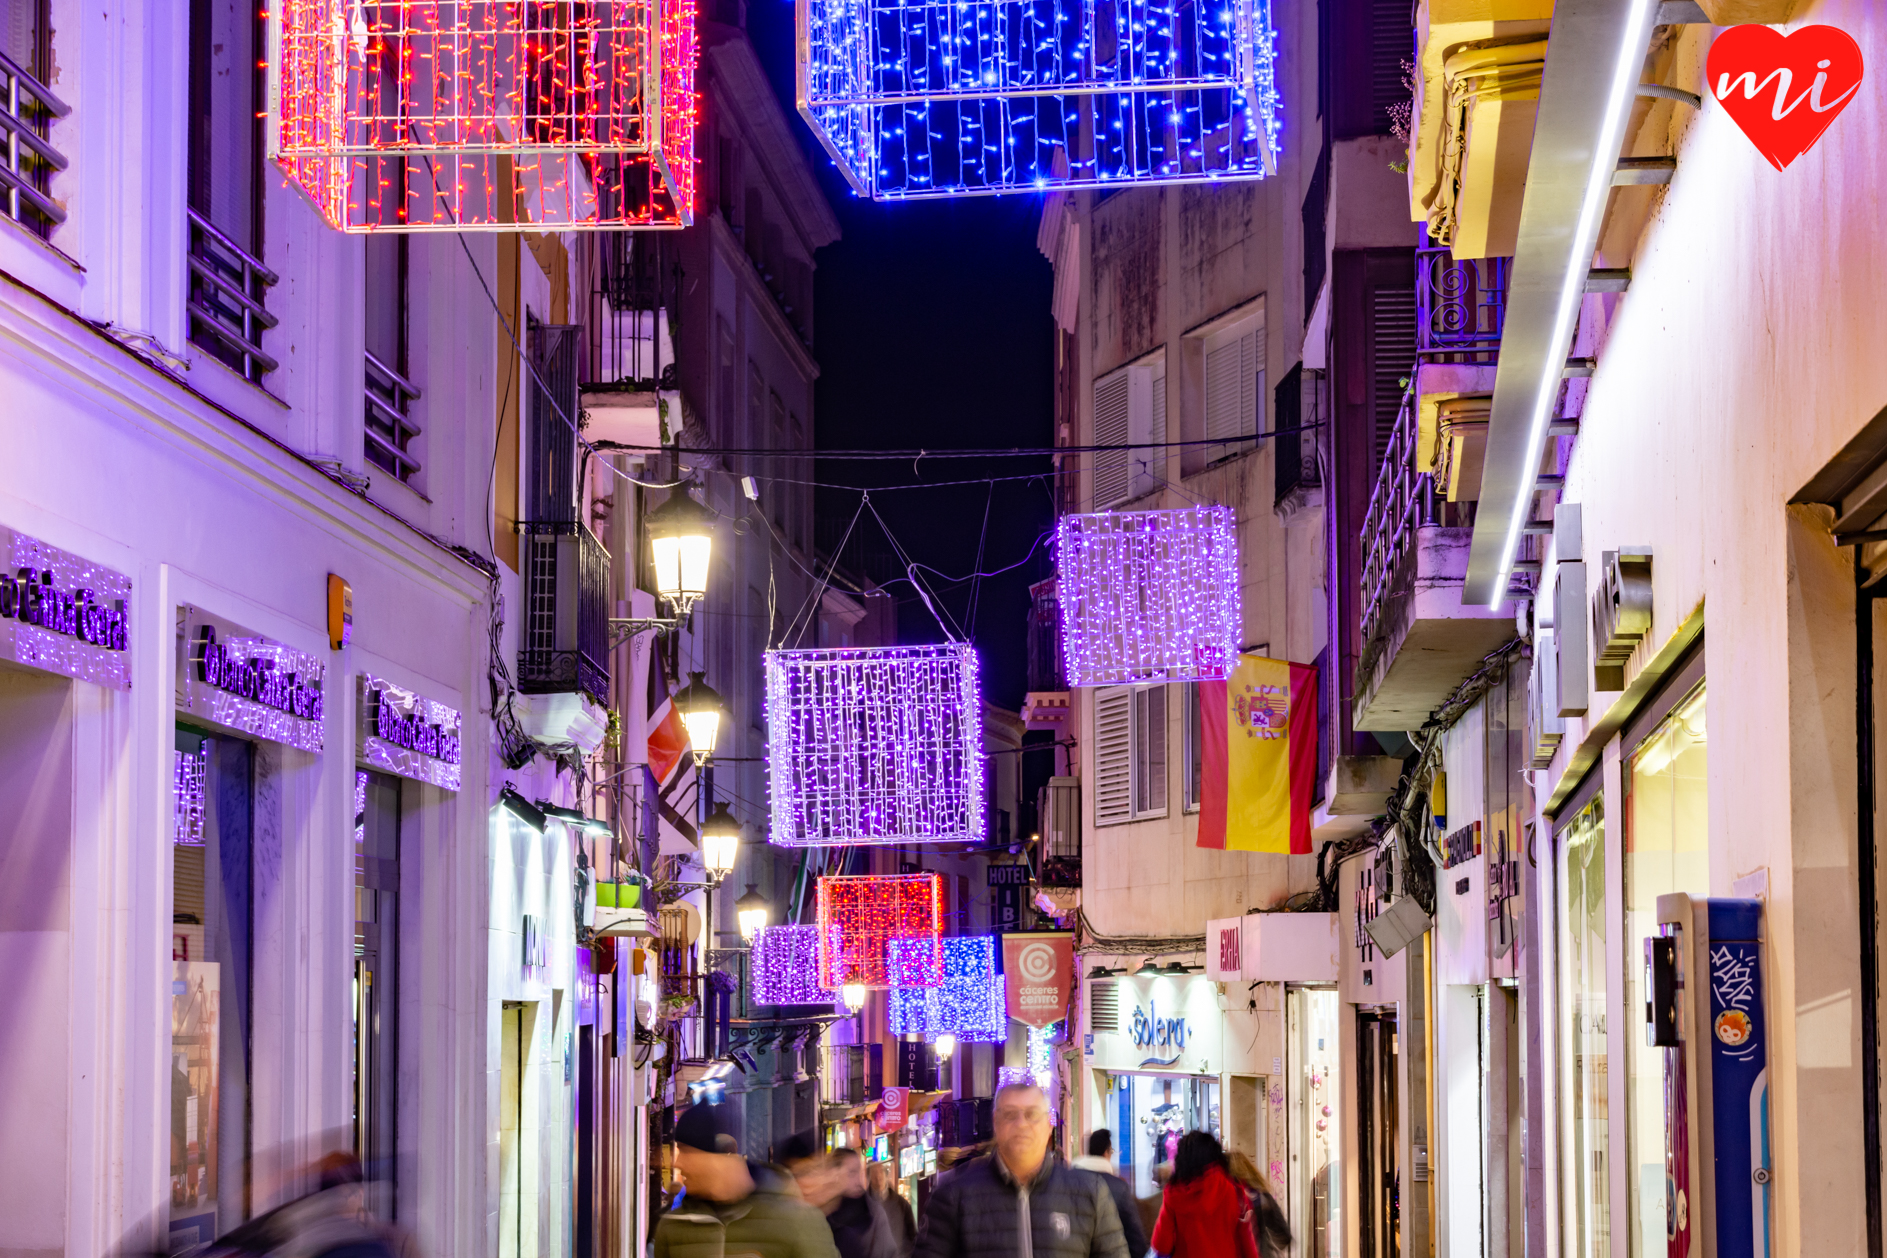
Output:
top-left (1707, 25), bottom-right (1865, 170)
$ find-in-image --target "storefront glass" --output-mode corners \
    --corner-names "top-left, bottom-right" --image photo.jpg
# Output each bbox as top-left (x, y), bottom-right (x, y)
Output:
top-left (1289, 987), bottom-right (1343, 1258)
top-left (1557, 797), bottom-right (1609, 1258)
top-left (171, 730), bottom-right (254, 1254)
top-left (1624, 683), bottom-right (1708, 1258)
top-left (1110, 1073), bottom-right (1221, 1197)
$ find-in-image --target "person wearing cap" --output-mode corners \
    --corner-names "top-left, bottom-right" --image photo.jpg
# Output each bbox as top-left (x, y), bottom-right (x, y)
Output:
top-left (656, 1099), bottom-right (841, 1258)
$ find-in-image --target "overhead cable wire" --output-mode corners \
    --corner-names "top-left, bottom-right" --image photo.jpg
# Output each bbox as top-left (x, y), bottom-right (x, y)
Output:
top-left (607, 425), bottom-right (1323, 462)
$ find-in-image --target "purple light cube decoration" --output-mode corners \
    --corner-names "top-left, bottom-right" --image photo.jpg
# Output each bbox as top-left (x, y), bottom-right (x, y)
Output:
top-left (751, 924), bottom-right (838, 1006)
top-left (765, 644), bottom-right (986, 846)
top-left (1055, 506), bottom-right (1241, 685)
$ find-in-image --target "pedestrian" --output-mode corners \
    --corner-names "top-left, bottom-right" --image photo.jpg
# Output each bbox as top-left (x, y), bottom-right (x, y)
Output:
top-left (1148, 1132), bottom-right (1258, 1258)
top-left (1225, 1152), bottom-right (1292, 1258)
top-left (655, 1102), bottom-right (840, 1258)
top-left (868, 1160), bottom-right (918, 1256)
top-left (1071, 1130), bottom-right (1149, 1258)
top-left (828, 1147), bottom-right (900, 1258)
top-left (915, 1082), bottom-right (1129, 1258)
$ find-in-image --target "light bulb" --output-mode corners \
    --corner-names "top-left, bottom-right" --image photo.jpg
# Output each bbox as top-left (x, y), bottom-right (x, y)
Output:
top-left (842, 983), bottom-right (867, 1012)
top-left (934, 1033), bottom-right (957, 1060)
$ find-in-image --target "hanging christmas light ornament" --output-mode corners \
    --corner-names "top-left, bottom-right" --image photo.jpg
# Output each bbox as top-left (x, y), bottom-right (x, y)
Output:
top-left (268, 0), bottom-right (697, 230)
top-left (815, 873), bottom-right (945, 989)
top-left (797, 0), bottom-right (1280, 199)
top-left (750, 923), bottom-right (838, 1006)
top-left (765, 644), bottom-right (986, 846)
top-left (888, 936), bottom-right (1007, 1042)
top-left (1056, 505), bottom-right (1241, 685)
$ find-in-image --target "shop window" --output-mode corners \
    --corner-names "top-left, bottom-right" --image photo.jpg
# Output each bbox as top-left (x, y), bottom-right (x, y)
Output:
top-left (1107, 1074), bottom-right (1221, 1198)
top-left (1624, 681), bottom-right (1707, 1257)
top-left (170, 730), bottom-right (254, 1252)
top-left (1094, 685), bottom-right (1169, 826)
top-left (1556, 795), bottom-right (1609, 1258)
top-left (1288, 988), bottom-right (1343, 1258)
top-left (1182, 681), bottom-right (1203, 812)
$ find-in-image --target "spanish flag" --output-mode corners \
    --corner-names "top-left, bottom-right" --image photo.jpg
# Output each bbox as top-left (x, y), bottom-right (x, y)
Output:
top-left (1196, 653), bottom-right (1317, 853)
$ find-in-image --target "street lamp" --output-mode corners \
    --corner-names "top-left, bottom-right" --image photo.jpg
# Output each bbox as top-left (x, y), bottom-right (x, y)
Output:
top-left (934, 1033), bottom-right (957, 1062)
top-left (735, 884), bottom-right (770, 942)
top-left (674, 671), bottom-right (726, 766)
top-left (645, 485), bottom-right (715, 616)
top-left (701, 802), bottom-right (741, 882)
top-left (841, 983), bottom-right (867, 1013)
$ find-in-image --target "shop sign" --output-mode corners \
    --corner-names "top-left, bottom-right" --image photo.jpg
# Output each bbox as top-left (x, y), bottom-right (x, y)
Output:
top-left (878, 1087), bottom-right (910, 1132)
top-left (1003, 931), bottom-right (1073, 1028)
top-left (358, 673), bottom-right (463, 790)
top-left (1086, 972), bottom-right (1222, 1075)
top-left (1206, 913), bottom-right (1340, 982)
top-left (177, 607), bottom-right (326, 752)
top-left (0, 528), bottom-right (131, 689)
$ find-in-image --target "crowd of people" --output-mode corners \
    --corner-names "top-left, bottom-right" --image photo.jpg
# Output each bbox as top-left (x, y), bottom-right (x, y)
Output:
top-left (654, 1082), bottom-right (1292, 1258)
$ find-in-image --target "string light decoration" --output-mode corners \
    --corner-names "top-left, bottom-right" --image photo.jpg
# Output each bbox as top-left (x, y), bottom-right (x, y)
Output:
top-left (889, 936), bottom-right (1007, 1042)
top-left (1055, 506), bottom-right (1241, 685)
top-left (797, 0), bottom-right (1280, 198)
top-left (815, 873), bottom-right (945, 989)
top-left (269, 0), bottom-right (697, 231)
top-left (750, 924), bottom-right (839, 1006)
top-left (765, 644), bottom-right (986, 846)
top-left (174, 747), bottom-right (208, 846)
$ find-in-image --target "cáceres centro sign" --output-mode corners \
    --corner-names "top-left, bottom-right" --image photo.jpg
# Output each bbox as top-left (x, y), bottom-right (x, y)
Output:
top-left (1003, 932), bottom-right (1073, 1029)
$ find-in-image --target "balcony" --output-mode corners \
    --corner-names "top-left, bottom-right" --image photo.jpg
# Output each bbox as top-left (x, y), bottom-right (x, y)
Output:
top-left (1021, 578), bottom-right (1071, 735)
top-left (1416, 248), bottom-right (1509, 365)
top-left (187, 208), bottom-right (279, 382)
top-left (820, 1043), bottom-right (884, 1108)
top-left (517, 521), bottom-right (611, 741)
top-left (1353, 393), bottom-right (1515, 732)
top-left (1037, 776), bottom-right (1080, 887)
top-left (0, 51), bottom-right (68, 239)
top-left (580, 232), bottom-right (675, 451)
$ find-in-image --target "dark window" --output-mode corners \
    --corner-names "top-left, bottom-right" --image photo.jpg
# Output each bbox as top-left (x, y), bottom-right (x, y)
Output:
top-left (0, 0), bottom-right (66, 239)
top-left (527, 323), bottom-right (582, 523)
top-left (1328, 0), bottom-right (1414, 140)
top-left (364, 235), bottom-right (423, 484)
top-left (1302, 149), bottom-right (1329, 320)
top-left (353, 770), bottom-right (401, 1199)
top-left (1368, 284), bottom-right (1417, 472)
top-left (187, 0), bottom-right (276, 380)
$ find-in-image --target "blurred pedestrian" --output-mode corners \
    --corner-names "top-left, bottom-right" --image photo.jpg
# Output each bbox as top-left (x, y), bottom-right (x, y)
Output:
top-left (1226, 1152), bottom-right (1292, 1258)
top-left (868, 1160), bottom-right (917, 1255)
top-left (1071, 1130), bottom-right (1149, 1258)
top-left (915, 1083), bottom-right (1128, 1258)
top-left (205, 1153), bottom-right (404, 1258)
top-left (656, 1104), bottom-right (839, 1258)
top-left (779, 1135), bottom-right (898, 1258)
top-left (1149, 1132), bottom-right (1257, 1258)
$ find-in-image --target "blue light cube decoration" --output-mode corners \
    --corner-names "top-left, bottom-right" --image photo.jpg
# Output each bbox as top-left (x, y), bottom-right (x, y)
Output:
top-left (796, 0), bottom-right (1281, 199)
top-left (765, 644), bottom-right (986, 846)
top-left (888, 936), bottom-right (1008, 1042)
top-left (750, 924), bottom-right (839, 1006)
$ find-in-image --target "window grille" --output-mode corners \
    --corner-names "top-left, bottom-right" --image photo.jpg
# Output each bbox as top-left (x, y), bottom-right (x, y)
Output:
top-left (0, 44), bottom-right (67, 238)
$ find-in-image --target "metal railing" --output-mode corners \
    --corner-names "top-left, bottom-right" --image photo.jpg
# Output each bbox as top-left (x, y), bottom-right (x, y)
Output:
top-left (1026, 578), bottom-right (1064, 692)
top-left (1415, 247), bottom-right (1510, 364)
top-left (518, 521), bottom-right (611, 708)
top-left (0, 50), bottom-right (67, 238)
top-left (364, 351), bottom-right (422, 483)
top-left (1358, 391), bottom-right (1435, 652)
top-left (820, 1043), bottom-right (883, 1107)
top-left (187, 207), bottom-right (279, 382)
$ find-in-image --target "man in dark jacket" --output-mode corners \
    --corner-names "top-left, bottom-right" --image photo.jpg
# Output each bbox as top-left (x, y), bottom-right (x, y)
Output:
top-left (1071, 1130), bottom-right (1149, 1258)
top-left (656, 1102), bottom-right (840, 1258)
top-left (916, 1083), bottom-right (1128, 1258)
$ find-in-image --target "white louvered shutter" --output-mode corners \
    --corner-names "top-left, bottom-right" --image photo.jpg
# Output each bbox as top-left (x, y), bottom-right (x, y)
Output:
top-left (1093, 687), bottom-right (1133, 825)
top-left (1128, 359), bottom-right (1165, 499)
top-left (1205, 316), bottom-right (1266, 445)
top-left (1092, 370), bottom-right (1131, 508)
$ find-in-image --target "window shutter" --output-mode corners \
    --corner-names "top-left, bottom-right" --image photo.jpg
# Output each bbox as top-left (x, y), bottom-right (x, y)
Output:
top-left (1205, 338), bottom-right (1243, 443)
top-left (1206, 317), bottom-right (1266, 446)
top-left (1092, 370), bottom-right (1132, 508)
top-left (1130, 359), bottom-right (1165, 499)
top-left (1094, 687), bottom-right (1133, 826)
top-left (1368, 285), bottom-right (1417, 469)
top-left (1133, 685), bottom-right (1167, 817)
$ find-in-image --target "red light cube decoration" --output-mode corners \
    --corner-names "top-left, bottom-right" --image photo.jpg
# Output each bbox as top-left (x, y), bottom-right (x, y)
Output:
top-left (268, 0), bottom-right (697, 231)
top-left (816, 873), bottom-right (944, 989)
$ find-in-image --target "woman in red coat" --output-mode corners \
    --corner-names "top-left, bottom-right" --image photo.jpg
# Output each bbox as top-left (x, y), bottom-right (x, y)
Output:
top-left (1149, 1132), bottom-right (1259, 1258)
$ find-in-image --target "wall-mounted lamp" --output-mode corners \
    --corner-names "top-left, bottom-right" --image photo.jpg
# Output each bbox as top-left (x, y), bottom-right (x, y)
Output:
top-left (499, 786), bottom-right (546, 833)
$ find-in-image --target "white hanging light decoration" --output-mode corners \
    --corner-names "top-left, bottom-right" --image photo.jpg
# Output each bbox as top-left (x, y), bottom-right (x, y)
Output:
top-left (765, 643), bottom-right (986, 846)
top-left (1055, 505), bottom-right (1241, 686)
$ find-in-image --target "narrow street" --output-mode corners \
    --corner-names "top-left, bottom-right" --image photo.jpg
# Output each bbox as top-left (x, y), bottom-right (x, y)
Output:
top-left (0, 2), bottom-right (1881, 1257)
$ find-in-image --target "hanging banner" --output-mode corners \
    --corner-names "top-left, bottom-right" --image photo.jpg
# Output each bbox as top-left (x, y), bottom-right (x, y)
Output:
top-left (1197, 654), bottom-right (1316, 854)
top-left (877, 1087), bottom-right (909, 1132)
top-left (1003, 932), bottom-right (1073, 1029)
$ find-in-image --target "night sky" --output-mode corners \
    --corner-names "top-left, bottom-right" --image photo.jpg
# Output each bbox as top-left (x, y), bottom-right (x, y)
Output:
top-left (747, 0), bottom-right (1058, 714)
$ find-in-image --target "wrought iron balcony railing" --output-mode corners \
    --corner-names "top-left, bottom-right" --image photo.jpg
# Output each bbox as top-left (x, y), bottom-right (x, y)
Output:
top-left (1415, 247), bottom-right (1510, 364)
top-left (0, 51), bottom-right (67, 238)
top-left (1026, 578), bottom-right (1065, 693)
top-left (364, 351), bottom-right (422, 483)
top-left (187, 207), bottom-right (279, 382)
top-left (518, 521), bottom-right (610, 709)
top-left (820, 1043), bottom-right (883, 1107)
top-left (1359, 391), bottom-right (1455, 653)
